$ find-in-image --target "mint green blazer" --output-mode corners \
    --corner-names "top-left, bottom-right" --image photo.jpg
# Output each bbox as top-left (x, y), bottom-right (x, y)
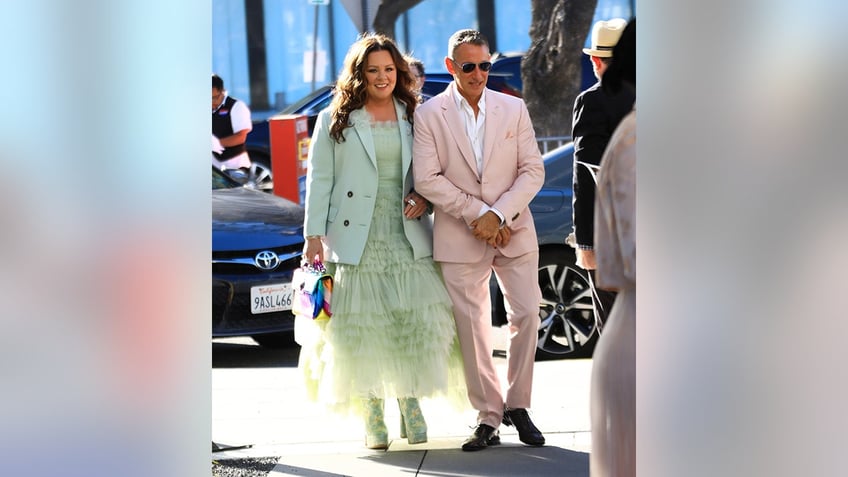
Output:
top-left (303, 99), bottom-right (433, 265)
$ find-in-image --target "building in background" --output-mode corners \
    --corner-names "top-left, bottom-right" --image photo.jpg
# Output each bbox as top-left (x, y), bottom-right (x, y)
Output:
top-left (213, 0), bottom-right (634, 115)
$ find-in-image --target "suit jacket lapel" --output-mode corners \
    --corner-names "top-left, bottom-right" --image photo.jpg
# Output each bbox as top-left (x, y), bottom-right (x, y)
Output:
top-left (351, 109), bottom-right (377, 169)
top-left (440, 86), bottom-right (479, 177)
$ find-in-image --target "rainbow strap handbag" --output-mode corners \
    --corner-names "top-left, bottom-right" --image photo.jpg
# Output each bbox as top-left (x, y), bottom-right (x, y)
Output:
top-left (292, 260), bottom-right (333, 321)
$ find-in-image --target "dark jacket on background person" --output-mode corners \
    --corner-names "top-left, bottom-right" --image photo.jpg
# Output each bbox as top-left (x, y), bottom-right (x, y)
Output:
top-left (212, 96), bottom-right (247, 160)
top-left (571, 81), bottom-right (635, 248)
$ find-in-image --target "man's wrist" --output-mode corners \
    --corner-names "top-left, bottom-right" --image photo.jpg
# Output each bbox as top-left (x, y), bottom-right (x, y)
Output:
top-left (489, 208), bottom-right (506, 228)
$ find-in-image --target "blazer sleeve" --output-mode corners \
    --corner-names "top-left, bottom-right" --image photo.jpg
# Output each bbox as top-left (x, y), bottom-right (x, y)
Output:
top-left (571, 89), bottom-right (606, 248)
top-left (303, 109), bottom-right (334, 237)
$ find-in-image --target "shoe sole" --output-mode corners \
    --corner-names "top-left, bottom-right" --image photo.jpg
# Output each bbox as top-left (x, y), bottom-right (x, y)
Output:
top-left (461, 435), bottom-right (501, 452)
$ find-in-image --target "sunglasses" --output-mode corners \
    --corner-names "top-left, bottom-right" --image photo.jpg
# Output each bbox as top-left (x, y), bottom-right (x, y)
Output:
top-left (454, 61), bottom-right (492, 73)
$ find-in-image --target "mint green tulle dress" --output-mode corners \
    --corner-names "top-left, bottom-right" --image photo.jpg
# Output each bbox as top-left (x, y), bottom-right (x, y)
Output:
top-left (296, 119), bottom-right (467, 417)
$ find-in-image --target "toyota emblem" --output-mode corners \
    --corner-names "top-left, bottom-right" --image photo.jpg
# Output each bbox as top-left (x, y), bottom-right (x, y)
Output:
top-left (254, 250), bottom-right (280, 271)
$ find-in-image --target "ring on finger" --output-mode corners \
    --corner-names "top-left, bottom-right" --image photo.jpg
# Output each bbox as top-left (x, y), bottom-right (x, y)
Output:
top-left (407, 199), bottom-right (417, 207)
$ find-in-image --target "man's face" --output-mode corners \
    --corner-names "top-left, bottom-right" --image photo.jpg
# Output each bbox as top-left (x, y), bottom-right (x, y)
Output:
top-left (212, 87), bottom-right (224, 110)
top-left (412, 66), bottom-right (425, 91)
top-left (446, 43), bottom-right (491, 103)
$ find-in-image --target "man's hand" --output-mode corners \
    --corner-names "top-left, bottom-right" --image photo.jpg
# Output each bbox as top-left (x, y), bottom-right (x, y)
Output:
top-left (470, 211), bottom-right (501, 243)
top-left (576, 249), bottom-right (596, 270)
top-left (489, 226), bottom-right (511, 247)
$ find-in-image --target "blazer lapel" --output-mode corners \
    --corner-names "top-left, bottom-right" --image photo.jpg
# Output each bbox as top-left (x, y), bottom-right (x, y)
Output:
top-left (440, 85), bottom-right (479, 177)
top-left (351, 109), bottom-right (377, 169)
top-left (396, 100), bottom-right (414, 190)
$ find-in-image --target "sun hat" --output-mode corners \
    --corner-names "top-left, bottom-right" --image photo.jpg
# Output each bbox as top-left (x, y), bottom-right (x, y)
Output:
top-left (582, 18), bottom-right (628, 58)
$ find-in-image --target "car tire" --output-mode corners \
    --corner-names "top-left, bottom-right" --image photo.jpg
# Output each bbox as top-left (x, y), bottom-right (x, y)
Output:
top-left (535, 246), bottom-right (599, 360)
top-left (251, 331), bottom-right (295, 349)
top-left (245, 154), bottom-right (274, 193)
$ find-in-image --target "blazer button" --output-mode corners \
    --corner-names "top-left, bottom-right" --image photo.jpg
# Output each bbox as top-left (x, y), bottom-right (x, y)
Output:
top-left (343, 220), bottom-right (350, 226)
top-left (347, 191), bottom-right (354, 197)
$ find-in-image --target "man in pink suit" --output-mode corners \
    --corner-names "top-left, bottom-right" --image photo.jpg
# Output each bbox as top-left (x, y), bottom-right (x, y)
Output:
top-left (413, 29), bottom-right (546, 452)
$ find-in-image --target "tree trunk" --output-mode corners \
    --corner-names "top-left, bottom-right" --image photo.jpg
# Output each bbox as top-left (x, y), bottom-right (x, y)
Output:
top-left (372, 0), bottom-right (424, 39)
top-left (523, 0), bottom-right (597, 138)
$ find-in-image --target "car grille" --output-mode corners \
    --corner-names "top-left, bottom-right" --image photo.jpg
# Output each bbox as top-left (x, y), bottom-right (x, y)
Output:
top-left (212, 243), bottom-right (302, 275)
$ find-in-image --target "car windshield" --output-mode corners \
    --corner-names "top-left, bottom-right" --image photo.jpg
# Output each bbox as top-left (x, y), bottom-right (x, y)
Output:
top-left (212, 167), bottom-right (240, 190)
top-left (280, 85), bottom-right (334, 114)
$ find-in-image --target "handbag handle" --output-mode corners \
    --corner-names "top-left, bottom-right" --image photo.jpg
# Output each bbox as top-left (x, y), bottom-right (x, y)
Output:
top-left (300, 258), bottom-right (327, 273)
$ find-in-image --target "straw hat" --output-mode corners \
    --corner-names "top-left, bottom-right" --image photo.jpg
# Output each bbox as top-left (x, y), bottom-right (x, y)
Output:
top-left (582, 18), bottom-right (628, 58)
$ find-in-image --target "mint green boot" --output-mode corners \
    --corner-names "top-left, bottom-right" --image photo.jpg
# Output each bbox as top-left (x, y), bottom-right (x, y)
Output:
top-left (398, 397), bottom-right (427, 444)
top-left (364, 397), bottom-right (388, 449)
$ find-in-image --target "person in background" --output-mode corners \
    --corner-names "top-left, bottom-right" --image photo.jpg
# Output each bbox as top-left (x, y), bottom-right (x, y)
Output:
top-left (406, 56), bottom-right (426, 93)
top-left (569, 18), bottom-right (635, 328)
top-left (413, 28), bottom-right (546, 452)
top-left (298, 33), bottom-right (466, 451)
top-left (590, 17), bottom-right (636, 477)
top-left (212, 73), bottom-right (252, 171)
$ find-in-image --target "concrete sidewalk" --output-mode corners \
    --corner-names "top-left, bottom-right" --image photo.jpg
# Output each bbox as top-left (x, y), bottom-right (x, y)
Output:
top-left (212, 334), bottom-right (593, 476)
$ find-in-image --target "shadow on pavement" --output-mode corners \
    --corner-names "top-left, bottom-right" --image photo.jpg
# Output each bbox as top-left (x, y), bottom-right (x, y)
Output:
top-left (359, 445), bottom-right (590, 477)
top-left (212, 340), bottom-right (301, 369)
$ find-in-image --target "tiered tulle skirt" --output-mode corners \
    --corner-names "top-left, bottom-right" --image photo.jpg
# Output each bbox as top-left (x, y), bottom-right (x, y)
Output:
top-left (296, 181), bottom-right (467, 417)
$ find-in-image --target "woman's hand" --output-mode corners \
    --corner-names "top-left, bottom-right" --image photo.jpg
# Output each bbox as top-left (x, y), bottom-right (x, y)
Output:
top-left (304, 236), bottom-right (325, 264)
top-left (403, 192), bottom-right (427, 219)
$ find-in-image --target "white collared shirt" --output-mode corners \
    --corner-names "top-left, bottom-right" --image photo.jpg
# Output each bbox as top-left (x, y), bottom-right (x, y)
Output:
top-left (450, 83), bottom-right (486, 177)
top-left (449, 83), bottom-right (504, 225)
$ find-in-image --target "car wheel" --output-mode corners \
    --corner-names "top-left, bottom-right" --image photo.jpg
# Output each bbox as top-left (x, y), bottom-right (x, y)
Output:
top-left (244, 155), bottom-right (274, 193)
top-left (536, 247), bottom-right (599, 359)
top-left (251, 331), bottom-right (295, 348)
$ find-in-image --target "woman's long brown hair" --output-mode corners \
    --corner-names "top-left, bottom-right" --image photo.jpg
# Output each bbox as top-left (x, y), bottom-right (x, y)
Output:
top-left (329, 33), bottom-right (419, 143)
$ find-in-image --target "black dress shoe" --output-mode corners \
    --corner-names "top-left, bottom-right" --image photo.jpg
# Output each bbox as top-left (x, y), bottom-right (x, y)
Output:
top-left (502, 408), bottom-right (545, 446)
top-left (461, 423), bottom-right (501, 451)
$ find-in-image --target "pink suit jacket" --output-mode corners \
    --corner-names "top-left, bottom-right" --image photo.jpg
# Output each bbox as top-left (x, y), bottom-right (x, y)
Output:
top-left (413, 84), bottom-right (545, 263)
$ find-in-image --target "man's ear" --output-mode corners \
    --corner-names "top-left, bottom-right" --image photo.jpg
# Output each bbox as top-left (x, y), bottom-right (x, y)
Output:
top-left (590, 56), bottom-right (604, 69)
top-left (444, 56), bottom-right (455, 75)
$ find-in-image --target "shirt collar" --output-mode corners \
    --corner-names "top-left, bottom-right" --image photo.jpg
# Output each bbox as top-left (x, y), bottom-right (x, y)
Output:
top-left (213, 93), bottom-right (229, 114)
top-left (449, 82), bottom-right (486, 114)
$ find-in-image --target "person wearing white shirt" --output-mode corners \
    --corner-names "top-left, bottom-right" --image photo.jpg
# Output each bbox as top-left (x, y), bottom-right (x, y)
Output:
top-left (212, 74), bottom-right (252, 170)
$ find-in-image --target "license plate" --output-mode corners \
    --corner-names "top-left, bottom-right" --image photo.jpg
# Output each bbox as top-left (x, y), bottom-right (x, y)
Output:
top-left (250, 283), bottom-right (293, 314)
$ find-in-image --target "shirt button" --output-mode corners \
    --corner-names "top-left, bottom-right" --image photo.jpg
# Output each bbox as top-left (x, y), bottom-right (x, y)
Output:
top-left (347, 191), bottom-right (353, 197)
top-left (343, 220), bottom-right (350, 226)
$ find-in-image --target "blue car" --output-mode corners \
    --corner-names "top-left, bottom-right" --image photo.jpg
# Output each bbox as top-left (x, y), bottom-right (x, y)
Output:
top-left (212, 166), bottom-right (305, 347)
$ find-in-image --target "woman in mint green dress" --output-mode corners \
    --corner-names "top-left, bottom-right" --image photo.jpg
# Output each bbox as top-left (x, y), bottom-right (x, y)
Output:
top-left (297, 33), bottom-right (466, 450)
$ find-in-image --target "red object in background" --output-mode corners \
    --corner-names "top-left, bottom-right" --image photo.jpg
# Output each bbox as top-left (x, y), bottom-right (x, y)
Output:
top-left (269, 114), bottom-right (310, 204)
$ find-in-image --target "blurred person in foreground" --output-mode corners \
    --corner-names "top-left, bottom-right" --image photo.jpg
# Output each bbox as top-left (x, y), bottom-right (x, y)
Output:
top-left (413, 29), bottom-right (546, 452)
top-left (570, 18), bottom-right (634, 327)
top-left (591, 17), bottom-right (636, 477)
top-left (211, 73), bottom-right (252, 171)
top-left (298, 33), bottom-right (466, 450)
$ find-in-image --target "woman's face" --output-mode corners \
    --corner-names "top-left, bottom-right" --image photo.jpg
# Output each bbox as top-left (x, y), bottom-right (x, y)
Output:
top-left (362, 49), bottom-right (396, 102)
